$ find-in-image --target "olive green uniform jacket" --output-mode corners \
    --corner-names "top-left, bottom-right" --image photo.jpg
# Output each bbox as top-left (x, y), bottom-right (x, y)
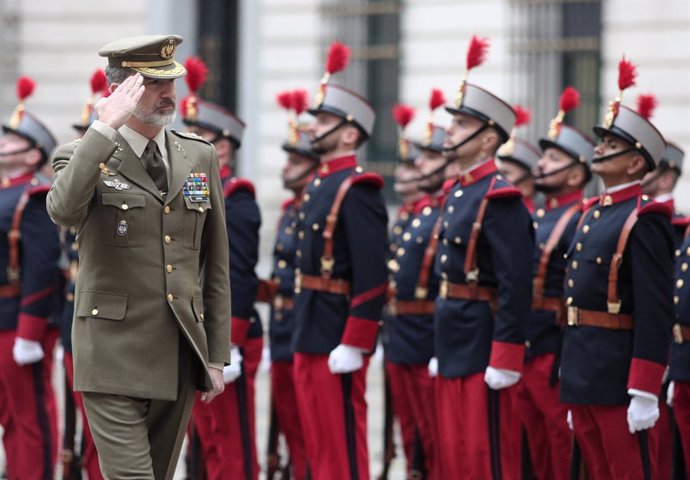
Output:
top-left (47, 127), bottom-right (231, 401)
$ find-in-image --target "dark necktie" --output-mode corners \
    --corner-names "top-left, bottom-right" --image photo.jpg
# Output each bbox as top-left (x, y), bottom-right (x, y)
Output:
top-left (143, 140), bottom-right (168, 194)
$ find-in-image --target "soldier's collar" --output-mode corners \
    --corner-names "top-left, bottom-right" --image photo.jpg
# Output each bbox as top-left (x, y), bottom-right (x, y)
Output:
top-left (413, 194), bottom-right (435, 214)
top-left (0, 172), bottom-right (35, 189)
top-left (599, 181), bottom-right (642, 207)
top-left (545, 190), bottom-right (584, 211)
top-left (317, 154), bottom-right (357, 178)
top-left (457, 158), bottom-right (497, 187)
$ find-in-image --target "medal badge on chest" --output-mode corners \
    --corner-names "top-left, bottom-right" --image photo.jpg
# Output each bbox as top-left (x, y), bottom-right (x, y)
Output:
top-left (183, 173), bottom-right (210, 202)
top-left (117, 220), bottom-right (128, 236)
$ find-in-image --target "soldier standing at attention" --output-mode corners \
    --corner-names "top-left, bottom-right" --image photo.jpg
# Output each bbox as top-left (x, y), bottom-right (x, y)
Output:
top-left (559, 57), bottom-right (673, 480)
top-left (47, 35), bottom-right (231, 479)
top-left (0, 76), bottom-right (61, 480)
top-left (521, 86), bottom-right (594, 480)
top-left (433, 35), bottom-right (534, 479)
top-left (180, 56), bottom-right (263, 480)
top-left (291, 41), bottom-right (388, 480)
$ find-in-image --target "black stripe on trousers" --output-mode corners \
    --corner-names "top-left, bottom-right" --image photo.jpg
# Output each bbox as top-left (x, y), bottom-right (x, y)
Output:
top-left (32, 361), bottom-right (53, 480)
top-left (487, 387), bottom-right (502, 480)
top-left (341, 373), bottom-right (359, 480)
top-left (235, 362), bottom-right (254, 480)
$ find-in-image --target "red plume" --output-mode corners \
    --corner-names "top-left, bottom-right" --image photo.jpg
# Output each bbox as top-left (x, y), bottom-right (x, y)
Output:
top-left (90, 69), bottom-right (107, 95)
top-left (179, 97), bottom-right (190, 115)
top-left (559, 86), bottom-right (580, 112)
top-left (617, 56), bottom-right (638, 91)
top-left (429, 89), bottom-right (446, 111)
top-left (513, 105), bottom-right (530, 127)
top-left (17, 76), bottom-right (35, 101)
top-left (391, 104), bottom-right (416, 129)
top-left (636, 94), bottom-right (657, 120)
top-left (292, 89), bottom-right (309, 115)
top-left (466, 35), bottom-right (490, 71)
top-left (184, 57), bottom-right (208, 94)
top-left (326, 42), bottom-right (350, 74)
top-left (276, 91), bottom-right (293, 110)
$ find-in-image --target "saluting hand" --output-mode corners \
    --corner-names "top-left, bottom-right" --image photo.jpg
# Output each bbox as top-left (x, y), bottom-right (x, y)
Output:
top-left (95, 73), bottom-right (145, 130)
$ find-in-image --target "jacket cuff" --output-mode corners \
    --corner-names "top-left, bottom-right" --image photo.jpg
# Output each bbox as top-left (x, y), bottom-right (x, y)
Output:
top-left (230, 316), bottom-right (250, 348)
top-left (489, 341), bottom-right (525, 373)
top-left (627, 357), bottom-right (666, 396)
top-left (341, 316), bottom-right (379, 351)
top-left (16, 313), bottom-right (47, 341)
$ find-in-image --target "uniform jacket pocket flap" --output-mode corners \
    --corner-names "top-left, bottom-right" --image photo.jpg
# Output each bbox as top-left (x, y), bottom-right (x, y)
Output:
top-left (101, 193), bottom-right (146, 210)
top-left (192, 295), bottom-right (205, 322)
top-left (77, 291), bottom-right (128, 320)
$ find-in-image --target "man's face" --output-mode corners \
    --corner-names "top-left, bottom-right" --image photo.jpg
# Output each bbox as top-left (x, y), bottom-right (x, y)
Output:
top-left (282, 152), bottom-right (316, 190)
top-left (443, 112), bottom-right (485, 159)
top-left (186, 125), bottom-right (233, 168)
top-left (307, 112), bottom-right (343, 155)
top-left (134, 77), bottom-right (177, 127)
top-left (415, 149), bottom-right (447, 192)
top-left (0, 132), bottom-right (36, 169)
top-left (591, 133), bottom-right (636, 178)
top-left (393, 162), bottom-right (421, 198)
top-left (534, 147), bottom-right (575, 192)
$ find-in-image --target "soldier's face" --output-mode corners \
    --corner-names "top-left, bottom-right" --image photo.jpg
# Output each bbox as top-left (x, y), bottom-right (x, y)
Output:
top-left (134, 77), bottom-right (176, 127)
top-left (415, 149), bottom-right (446, 192)
top-left (308, 112), bottom-right (342, 155)
top-left (444, 113), bottom-right (485, 158)
top-left (393, 162), bottom-right (420, 198)
top-left (592, 134), bottom-right (638, 177)
top-left (282, 152), bottom-right (316, 190)
top-left (0, 133), bottom-right (38, 169)
top-left (534, 147), bottom-right (572, 190)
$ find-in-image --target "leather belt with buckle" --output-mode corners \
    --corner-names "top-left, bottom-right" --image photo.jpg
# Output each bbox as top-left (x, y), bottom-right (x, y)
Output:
top-left (439, 279), bottom-right (496, 303)
top-left (294, 271), bottom-right (351, 296)
top-left (673, 323), bottom-right (690, 344)
top-left (387, 299), bottom-right (436, 316)
top-left (566, 306), bottom-right (633, 330)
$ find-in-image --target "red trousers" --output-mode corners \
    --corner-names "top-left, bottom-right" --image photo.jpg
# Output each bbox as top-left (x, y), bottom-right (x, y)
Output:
top-left (0, 329), bottom-right (59, 480)
top-left (435, 372), bottom-right (521, 480)
top-left (293, 352), bottom-right (370, 480)
top-left (193, 336), bottom-right (263, 480)
top-left (271, 361), bottom-right (308, 480)
top-left (518, 353), bottom-right (571, 480)
top-left (64, 352), bottom-right (103, 480)
top-left (655, 397), bottom-right (672, 480)
top-left (571, 404), bottom-right (658, 479)
top-left (673, 381), bottom-right (690, 477)
top-left (386, 362), bottom-right (439, 479)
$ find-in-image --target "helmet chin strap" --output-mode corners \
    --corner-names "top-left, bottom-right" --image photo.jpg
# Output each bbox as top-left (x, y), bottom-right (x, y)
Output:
top-left (591, 147), bottom-right (636, 164)
top-left (0, 145), bottom-right (34, 158)
top-left (309, 118), bottom-right (349, 146)
top-left (283, 163), bottom-right (319, 189)
top-left (533, 161), bottom-right (578, 180)
top-left (396, 157), bottom-right (452, 185)
top-left (441, 124), bottom-right (489, 153)
top-left (510, 171), bottom-right (533, 186)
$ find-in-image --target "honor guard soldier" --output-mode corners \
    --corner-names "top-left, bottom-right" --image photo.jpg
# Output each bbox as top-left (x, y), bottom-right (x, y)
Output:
top-left (496, 105), bottom-right (540, 213)
top-left (48, 35), bottom-right (232, 478)
top-left (433, 36), bottom-right (534, 479)
top-left (559, 57), bottom-right (674, 480)
top-left (291, 42), bottom-right (388, 480)
top-left (0, 76), bottom-right (61, 480)
top-left (264, 88), bottom-right (317, 480)
top-left (520, 86), bottom-right (594, 480)
top-left (58, 69), bottom-right (107, 480)
top-left (181, 56), bottom-right (263, 480)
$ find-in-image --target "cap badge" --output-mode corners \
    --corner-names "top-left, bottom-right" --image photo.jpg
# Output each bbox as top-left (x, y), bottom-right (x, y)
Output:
top-left (160, 38), bottom-right (176, 60)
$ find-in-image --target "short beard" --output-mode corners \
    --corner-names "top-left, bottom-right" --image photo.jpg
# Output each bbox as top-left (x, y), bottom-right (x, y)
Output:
top-left (134, 105), bottom-right (176, 127)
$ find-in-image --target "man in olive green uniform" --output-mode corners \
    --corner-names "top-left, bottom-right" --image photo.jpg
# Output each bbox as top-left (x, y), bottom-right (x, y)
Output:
top-left (46, 35), bottom-right (231, 479)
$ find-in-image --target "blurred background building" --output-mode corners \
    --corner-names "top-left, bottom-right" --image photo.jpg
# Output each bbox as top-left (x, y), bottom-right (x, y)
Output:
top-left (1, 0), bottom-right (688, 273)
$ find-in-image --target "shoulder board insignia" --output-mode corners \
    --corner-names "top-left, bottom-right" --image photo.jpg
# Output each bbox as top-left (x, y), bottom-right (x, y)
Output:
top-left (351, 172), bottom-right (384, 190)
top-left (638, 200), bottom-right (673, 219)
top-left (171, 129), bottom-right (211, 144)
top-left (223, 177), bottom-right (256, 199)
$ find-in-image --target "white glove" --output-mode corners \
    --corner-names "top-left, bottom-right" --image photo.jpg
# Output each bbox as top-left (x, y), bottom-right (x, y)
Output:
top-left (259, 345), bottom-right (271, 375)
top-left (667, 381), bottom-right (675, 408)
top-left (428, 357), bottom-right (438, 378)
top-left (372, 342), bottom-right (385, 367)
top-left (222, 346), bottom-right (243, 384)
top-left (567, 410), bottom-right (574, 431)
top-left (627, 391), bottom-right (660, 434)
top-left (12, 338), bottom-right (44, 365)
top-left (484, 366), bottom-right (521, 390)
top-left (328, 344), bottom-right (365, 374)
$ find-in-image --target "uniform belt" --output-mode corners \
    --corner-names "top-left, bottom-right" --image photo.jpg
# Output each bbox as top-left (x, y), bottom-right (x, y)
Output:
top-left (566, 306), bottom-right (633, 330)
top-left (673, 324), bottom-right (690, 344)
top-left (273, 295), bottom-right (294, 311)
top-left (439, 280), bottom-right (497, 303)
top-left (532, 296), bottom-right (566, 325)
top-left (295, 272), bottom-right (351, 296)
top-left (387, 299), bottom-right (436, 316)
top-left (0, 284), bottom-right (21, 298)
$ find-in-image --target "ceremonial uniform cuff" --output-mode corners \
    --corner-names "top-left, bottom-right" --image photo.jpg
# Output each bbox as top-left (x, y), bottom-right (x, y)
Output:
top-left (16, 313), bottom-right (47, 342)
top-left (489, 341), bottom-right (525, 373)
top-left (230, 316), bottom-right (250, 348)
top-left (341, 316), bottom-right (379, 351)
top-left (627, 358), bottom-right (665, 396)
top-left (90, 120), bottom-right (118, 141)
